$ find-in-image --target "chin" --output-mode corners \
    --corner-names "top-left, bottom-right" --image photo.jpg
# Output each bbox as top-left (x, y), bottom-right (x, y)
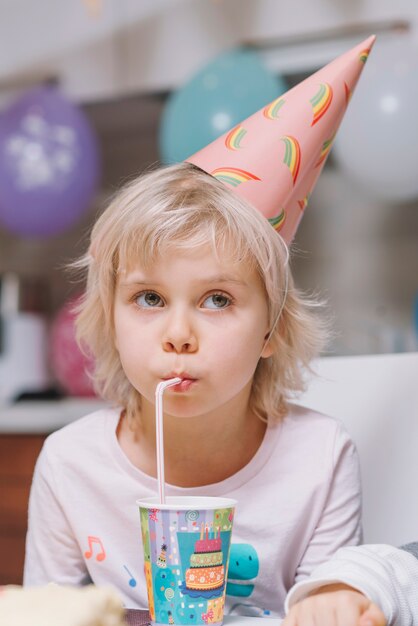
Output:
top-left (164, 400), bottom-right (215, 420)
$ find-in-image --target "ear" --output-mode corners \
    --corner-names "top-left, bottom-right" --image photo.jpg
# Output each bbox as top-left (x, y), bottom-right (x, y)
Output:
top-left (260, 332), bottom-right (274, 358)
top-left (260, 344), bottom-right (274, 358)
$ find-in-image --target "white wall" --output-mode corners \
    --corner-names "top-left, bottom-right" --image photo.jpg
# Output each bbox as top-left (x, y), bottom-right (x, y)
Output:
top-left (299, 352), bottom-right (418, 545)
top-left (1, 0), bottom-right (418, 101)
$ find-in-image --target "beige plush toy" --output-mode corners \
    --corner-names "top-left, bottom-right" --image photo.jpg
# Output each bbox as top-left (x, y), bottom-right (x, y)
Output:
top-left (0, 584), bottom-right (126, 626)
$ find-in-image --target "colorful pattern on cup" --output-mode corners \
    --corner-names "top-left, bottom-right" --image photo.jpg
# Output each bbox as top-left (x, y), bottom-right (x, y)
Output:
top-left (139, 506), bottom-right (234, 625)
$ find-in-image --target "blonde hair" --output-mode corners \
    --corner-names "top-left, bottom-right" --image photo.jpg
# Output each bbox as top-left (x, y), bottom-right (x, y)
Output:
top-left (74, 162), bottom-right (327, 424)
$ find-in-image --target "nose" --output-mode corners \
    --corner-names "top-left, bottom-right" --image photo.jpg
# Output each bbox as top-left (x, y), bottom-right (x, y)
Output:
top-left (162, 306), bottom-right (198, 354)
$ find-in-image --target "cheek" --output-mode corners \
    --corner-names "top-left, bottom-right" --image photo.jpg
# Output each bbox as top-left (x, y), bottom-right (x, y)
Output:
top-left (114, 309), bottom-right (142, 349)
top-left (114, 319), bottom-right (156, 380)
top-left (210, 327), bottom-right (266, 366)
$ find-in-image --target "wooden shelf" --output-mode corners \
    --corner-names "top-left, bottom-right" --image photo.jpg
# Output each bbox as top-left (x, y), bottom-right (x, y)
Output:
top-left (0, 398), bottom-right (106, 584)
top-left (0, 434), bottom-right (47, 584)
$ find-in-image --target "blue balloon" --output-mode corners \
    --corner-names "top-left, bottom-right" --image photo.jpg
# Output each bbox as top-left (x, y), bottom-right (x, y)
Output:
top-left (159, 47), bottom-right (287, 164)
top-left (0, 86), bottom-right (100, 238)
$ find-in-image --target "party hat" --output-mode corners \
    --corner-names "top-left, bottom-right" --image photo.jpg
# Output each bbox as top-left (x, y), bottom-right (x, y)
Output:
top-left (187, 35), bottom-right (375, 244)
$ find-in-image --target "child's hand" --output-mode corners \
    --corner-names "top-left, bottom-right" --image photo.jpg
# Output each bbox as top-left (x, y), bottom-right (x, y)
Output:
top-left (358, 604), bottom-right (387, 626)
top-left (283, 583), bottom-right (386, 626)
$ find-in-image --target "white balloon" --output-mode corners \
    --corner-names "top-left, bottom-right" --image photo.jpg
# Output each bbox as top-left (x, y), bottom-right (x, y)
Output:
top-left (333, 35), bottom-right (418, 202)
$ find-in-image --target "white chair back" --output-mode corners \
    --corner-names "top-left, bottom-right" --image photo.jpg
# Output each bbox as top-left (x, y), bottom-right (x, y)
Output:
top-left (298, 352), bottom-right (418, 546)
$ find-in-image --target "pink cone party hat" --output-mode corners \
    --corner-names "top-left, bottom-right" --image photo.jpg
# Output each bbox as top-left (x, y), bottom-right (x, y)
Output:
top-left (187, 35), bottom-right (376, 244)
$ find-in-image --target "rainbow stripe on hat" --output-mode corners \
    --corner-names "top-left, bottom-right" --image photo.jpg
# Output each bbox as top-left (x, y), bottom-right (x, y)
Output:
top-left (359, 48), bottom-right (371, 63)
top-left (211, 167), bottom-right (261, 187)
top-left (344, 82), bottom-right (352, 106)
top-left (310, 83), bottom-right (333, 126)
top-left (281, 135), bottom-right (301, 185)
top-left (263, 97), bottom-right (286, 120)
top-left (268, 208), bottom-right (286, 231)
top-left (225, 125), bottom-right (247, 151)
top-left (315, 132), bottom-right (336, 167)
top-left (298, 193), bottom-right (310, 211)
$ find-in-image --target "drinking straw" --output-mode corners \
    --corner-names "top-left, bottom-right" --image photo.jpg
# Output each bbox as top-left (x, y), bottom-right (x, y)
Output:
top-left (155, 377), bottom-right (182, 504)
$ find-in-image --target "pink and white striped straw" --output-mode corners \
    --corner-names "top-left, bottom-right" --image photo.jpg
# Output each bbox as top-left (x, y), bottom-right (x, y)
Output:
top-left (155, 377), bottom-right (182, 504)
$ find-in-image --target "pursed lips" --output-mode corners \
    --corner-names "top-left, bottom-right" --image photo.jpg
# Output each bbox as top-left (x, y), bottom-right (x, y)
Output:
top-left (162, 372), bottom-right (198, 382)
top-left (161, 374), bottom-right (198, 392)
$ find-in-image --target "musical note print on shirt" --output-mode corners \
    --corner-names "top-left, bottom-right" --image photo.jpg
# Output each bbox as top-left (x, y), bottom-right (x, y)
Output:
top-left (84, 535), bottom-right (106, 561)
top-left (123, 565), bottom-right (137, 587)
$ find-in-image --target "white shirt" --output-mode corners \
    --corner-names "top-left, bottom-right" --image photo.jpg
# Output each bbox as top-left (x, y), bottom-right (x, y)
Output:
top-left (24, 404), bottom-right (362, 618)
top-left (286, 543), bottom-right (418, 625)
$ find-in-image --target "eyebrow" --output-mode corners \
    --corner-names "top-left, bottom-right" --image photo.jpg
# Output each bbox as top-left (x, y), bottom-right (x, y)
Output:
top-left (196, 275), bottom-right (248, 287)
top-left (118, 274), bottom-right (248, 288)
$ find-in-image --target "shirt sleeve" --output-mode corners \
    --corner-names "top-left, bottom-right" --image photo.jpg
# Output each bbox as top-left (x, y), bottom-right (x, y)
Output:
top-left (24, 440), bottom-right (90, 586)
top-left (285, 543), bottom-right (418, 626)
top-left (295, 423), bottom-right (363, 582)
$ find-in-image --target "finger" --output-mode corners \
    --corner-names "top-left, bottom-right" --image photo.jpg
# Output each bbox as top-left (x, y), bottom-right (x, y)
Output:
top-left (358, 603), bottom-right (386, 626)
top-left (286, 602), bottom-right (316, 626)
top-left (322, 589), bottom-right (370, 626)
top-left (335, 602), bottom-right (362, 626)
top-left (297, 598), bottom-right (334, 626)
top-left (282, 607), bottom-right (297, 626)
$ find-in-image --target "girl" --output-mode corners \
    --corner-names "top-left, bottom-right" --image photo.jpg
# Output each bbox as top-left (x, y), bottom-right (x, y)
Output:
top-left (24, 162), bottom-right (362, 618)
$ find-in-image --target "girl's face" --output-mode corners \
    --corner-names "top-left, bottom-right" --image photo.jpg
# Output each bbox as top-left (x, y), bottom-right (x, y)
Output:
top-left (113, 245), bottom-right (273, 420)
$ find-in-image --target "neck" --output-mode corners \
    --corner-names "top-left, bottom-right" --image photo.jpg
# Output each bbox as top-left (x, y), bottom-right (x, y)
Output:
top-left (117, 390), bottom-right (267, 488)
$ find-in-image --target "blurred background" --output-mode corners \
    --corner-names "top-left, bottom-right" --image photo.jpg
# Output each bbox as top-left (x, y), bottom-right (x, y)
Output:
top-left (1, 0), bottom-right (418, 587)
top-left (0, 0), bottom-right (418, 405)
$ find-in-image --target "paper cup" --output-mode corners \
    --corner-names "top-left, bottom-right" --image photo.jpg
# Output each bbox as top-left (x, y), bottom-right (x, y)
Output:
top-left (137, 496), bottom-right (236, 626)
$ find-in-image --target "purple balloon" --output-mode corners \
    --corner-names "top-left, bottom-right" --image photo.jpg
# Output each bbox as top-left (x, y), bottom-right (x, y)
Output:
top-left (0, 86), bottom-right (100, 237)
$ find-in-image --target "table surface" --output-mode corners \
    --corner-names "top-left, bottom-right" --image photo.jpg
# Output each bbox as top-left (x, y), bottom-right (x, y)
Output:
top-left (125, 610), bottom-right (281, 625)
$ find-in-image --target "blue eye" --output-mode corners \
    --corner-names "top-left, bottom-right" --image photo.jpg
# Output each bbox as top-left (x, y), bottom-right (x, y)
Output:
top-left (135, 291), bottom-right (163, 307)
top-left (202, 293), bottom-right (231, 309)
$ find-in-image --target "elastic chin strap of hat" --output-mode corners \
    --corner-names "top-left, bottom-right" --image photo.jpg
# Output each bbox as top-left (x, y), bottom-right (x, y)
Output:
top-left (259, 237), bottom-right (290, 359)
